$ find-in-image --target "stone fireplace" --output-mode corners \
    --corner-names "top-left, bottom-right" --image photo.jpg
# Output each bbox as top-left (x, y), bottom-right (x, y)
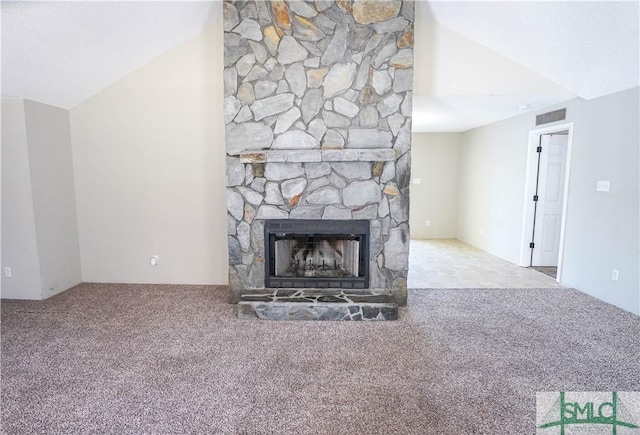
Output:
top-left (224, 0), bottom-right (413, 315)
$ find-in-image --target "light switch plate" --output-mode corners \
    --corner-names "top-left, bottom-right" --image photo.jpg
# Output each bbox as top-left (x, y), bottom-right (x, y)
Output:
top-left (412, 178), bottom-right (421, 184)
top-left (596, 180), bottom-right (610, 192)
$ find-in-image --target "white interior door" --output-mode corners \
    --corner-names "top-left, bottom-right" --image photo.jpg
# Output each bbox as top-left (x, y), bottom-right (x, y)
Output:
top-left (532, 133), bottom-right (568, 266)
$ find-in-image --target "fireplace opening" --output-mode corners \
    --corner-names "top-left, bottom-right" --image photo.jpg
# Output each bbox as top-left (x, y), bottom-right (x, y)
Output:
top-left (264, 220), bottom-right (370, 289)
top-left (274, 235), bottom-right (361, 278)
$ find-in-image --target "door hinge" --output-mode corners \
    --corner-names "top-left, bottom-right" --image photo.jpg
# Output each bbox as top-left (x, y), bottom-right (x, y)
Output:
top-left (529, 242), bottom-right (535, 249)
top-left (537, 146), bottom-right (542, 153)
top-left (533, 195), bottom-right (539, 202)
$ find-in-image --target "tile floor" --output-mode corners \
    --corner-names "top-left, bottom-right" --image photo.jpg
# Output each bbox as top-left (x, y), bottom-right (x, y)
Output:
top-left (408, 239), bottom-right (564, 289)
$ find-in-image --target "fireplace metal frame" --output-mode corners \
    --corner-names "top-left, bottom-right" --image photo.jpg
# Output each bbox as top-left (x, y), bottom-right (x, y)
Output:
top-left (264, 219), bottom-right (370, 289)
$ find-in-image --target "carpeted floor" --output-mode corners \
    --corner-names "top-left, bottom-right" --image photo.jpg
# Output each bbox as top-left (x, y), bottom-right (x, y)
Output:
top-left (1, 284), bottom-right (638, 434)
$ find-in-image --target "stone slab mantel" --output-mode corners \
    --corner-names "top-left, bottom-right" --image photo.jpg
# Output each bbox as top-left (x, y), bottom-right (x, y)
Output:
top-left (239, 148), bottom-right (396, 164)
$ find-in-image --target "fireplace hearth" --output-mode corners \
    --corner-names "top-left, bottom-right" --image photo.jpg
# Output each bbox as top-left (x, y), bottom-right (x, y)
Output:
top-left (265, 220), bottom-right (369, 289)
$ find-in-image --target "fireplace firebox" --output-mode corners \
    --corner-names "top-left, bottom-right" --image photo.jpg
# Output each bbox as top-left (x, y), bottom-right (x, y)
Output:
top-left (264, 220), bottom-right (370, 289)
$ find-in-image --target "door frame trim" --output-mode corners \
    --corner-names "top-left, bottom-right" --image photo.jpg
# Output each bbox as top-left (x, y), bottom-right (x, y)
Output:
top-left (519, 122), bottom-right (574, 283)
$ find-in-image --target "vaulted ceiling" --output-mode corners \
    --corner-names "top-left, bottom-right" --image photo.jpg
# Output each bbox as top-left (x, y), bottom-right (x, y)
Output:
top-left (1, 1), bottom-right (219, 109)
top-left (414, 0), bottom-right (639, 131)
top-left (2, 1), bottom-right (638, 132)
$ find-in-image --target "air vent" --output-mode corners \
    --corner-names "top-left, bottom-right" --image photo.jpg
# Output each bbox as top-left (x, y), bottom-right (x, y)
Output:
top-left (536, 108), bottom-right (566, 126)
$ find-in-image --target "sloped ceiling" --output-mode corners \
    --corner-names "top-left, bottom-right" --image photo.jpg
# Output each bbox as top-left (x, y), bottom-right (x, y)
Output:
top-left (413, 15), bottom-right (577, 132)
top-left (1, 1), bottom-right (218, 109)
top-left (1, 1), bottom-right (638, 132)
top-left (413, 0), bottom-right (639, 132)
top-left (423, 0), bottom-right (640, 101)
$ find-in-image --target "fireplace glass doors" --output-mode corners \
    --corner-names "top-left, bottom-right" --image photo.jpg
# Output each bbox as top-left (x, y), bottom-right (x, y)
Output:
top-left (264, 220), bottom-right (370, 289)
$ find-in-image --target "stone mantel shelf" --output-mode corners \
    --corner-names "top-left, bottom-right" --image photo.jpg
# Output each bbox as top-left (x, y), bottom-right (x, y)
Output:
top-left (239, 148), bottom-right (396, 164)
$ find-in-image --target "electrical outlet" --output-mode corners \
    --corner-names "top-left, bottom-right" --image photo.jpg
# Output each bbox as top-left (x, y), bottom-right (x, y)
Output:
top-left (4, 267), bottom-right (12, 278)
top-left (425, 220), bottom-right (431, 226)
top-left (611, 269), bottom-right (619, 281)
top-left (150, 256), bottom-right (159, 266)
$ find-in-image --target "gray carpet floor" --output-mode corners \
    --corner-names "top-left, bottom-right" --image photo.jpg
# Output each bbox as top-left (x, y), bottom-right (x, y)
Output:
top-left (1, 283), bottom-right (638, 434)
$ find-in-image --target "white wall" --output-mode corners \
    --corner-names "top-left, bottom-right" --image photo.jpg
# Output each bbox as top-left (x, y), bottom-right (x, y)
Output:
top-left (1, 100), bottom-right (42, 299)
top-left (458, 87), bottom-right (640, 315)
top-left (24, 100), bottom-right (82, 297)
top-left (560, 89), bottom-right (639, 315)
top-left (457, 115), bottom-right (531, 262)
top-left (70, 23), bottom-right (228, 284)
top-left (410, 133), bottom-right (461, 239)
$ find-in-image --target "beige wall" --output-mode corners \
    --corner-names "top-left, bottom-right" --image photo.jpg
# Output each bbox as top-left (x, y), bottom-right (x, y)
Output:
top-left (70, 23), bottom-right (228, 284)
top-left (24, 100), bottom-right (82, 297)
top-left (1, 99), bottom-right (82, 299)
top-left (1, 100), bottom-right (42, 299)
top-left (458, 87), bottom-right (639, 315)
top-left (410, 133), bottom-right (461, 239)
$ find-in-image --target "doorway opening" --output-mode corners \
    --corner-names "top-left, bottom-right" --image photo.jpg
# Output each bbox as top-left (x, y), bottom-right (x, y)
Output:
top-left (519, 123), bottom-right (573, 282)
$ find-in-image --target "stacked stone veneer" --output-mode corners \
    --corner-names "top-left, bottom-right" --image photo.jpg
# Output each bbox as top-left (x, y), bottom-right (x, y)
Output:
top-left (224, 0), bottom-right (413, 305)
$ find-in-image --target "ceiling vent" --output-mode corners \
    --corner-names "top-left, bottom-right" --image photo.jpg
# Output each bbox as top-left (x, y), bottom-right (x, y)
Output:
top-left (536, 108), bottom-right (566, 126)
